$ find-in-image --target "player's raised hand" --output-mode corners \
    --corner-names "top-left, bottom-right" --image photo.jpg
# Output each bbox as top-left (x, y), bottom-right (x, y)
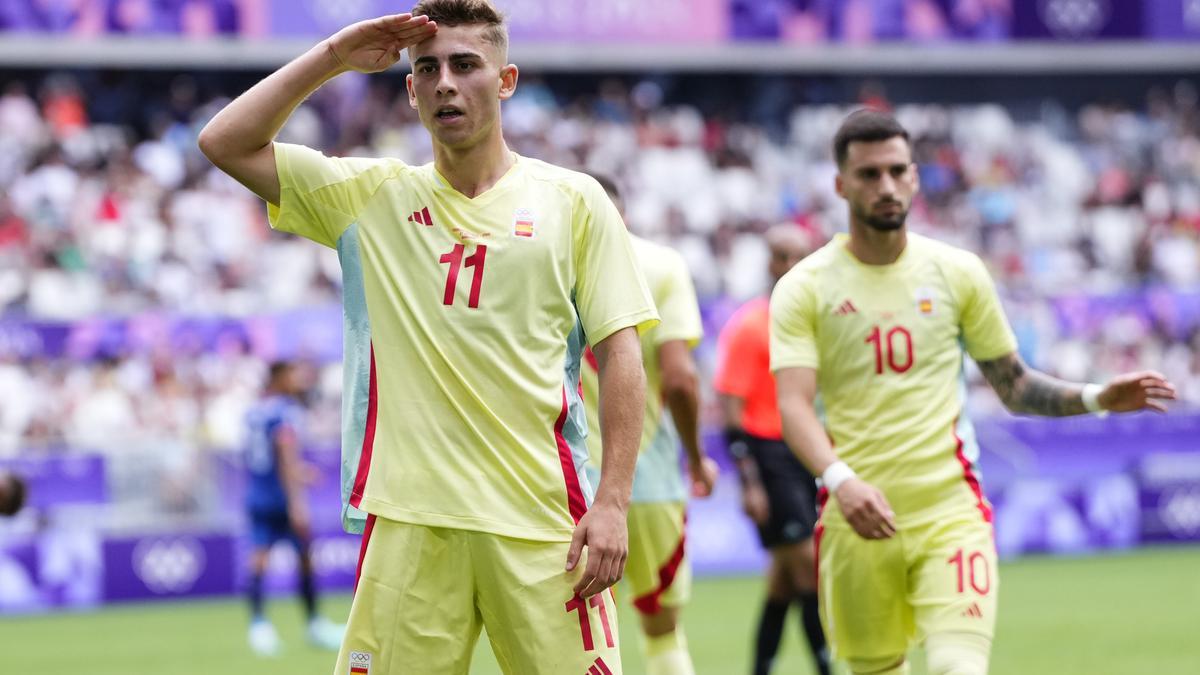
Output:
top-left (835, 478), bottom-right (897, 540)
top-left (566, 500), bottom-right (628, 598)
top-left (1098, 371), bottom-right (1177, 413)
top-left (690, 457), bottom-right (720, 498)
top-left (326, 14), bottom-right (438, 74)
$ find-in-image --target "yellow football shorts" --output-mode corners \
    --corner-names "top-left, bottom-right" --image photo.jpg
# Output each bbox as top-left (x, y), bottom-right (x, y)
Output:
top-left (335, 515), bottom-right (622, 675)
top-left (625, 501), bottom-right (692, 615)
top-left (816, 512), bottom-right (998, 663)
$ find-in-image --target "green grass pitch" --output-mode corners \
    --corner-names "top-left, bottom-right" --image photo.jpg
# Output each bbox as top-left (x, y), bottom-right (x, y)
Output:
top-left (2, 547), bottom-right (1197, 674)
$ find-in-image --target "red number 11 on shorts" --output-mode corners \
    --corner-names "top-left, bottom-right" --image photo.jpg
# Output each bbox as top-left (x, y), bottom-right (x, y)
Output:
top-left (565, 594), bottom-right (615, 651)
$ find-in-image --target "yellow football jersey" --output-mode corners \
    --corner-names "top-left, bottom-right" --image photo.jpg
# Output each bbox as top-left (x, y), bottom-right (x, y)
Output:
top-left (770, 232), bottom-right (1016, 528)
top-left (581, 236), bottom-right (703, 503)
top-left (269, 143), bottom-right (659, 542)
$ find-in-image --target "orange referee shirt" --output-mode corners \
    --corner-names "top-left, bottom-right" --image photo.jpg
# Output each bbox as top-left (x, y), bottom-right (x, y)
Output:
top-left (714, 297), bottom-right (782, 440)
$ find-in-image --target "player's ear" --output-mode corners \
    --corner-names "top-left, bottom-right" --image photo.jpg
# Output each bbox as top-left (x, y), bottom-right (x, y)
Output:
top-left (909, 162), bottom-right (920, 193)
top-left (406, 73), bottom-right (418, 110)
top-left (834, 172), bottom-right (845, 198)
top-left (498, 64), bottom-right (519, 101)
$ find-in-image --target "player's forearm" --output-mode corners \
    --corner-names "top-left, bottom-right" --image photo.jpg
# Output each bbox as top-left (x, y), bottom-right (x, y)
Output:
top-left (593, 330), bottom-right (645, 510)
top-left (663, 375), bottom-right (704, 470)
top-left (199, 43), bottom-right (345, 169)
top-left (718, 394), bottom-right (761, 486)
top-left (977, 353), bottom-right (1087, 417)
top-left (778, 390), bottom-right (838, 476)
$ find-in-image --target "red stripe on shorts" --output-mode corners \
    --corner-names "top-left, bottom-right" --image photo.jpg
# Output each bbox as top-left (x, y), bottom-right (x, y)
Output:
top-left (555, 385), bottom-right (588, 523)
top-left (813, 486), bottom-right (828, 589)
top-left (354, 513), bottom-right (377, 596)
top-left (349, 344), bottom-right (379, 509)
top-left (593, 657), bottom-right (613, 675)
top-left (632, 520), bottom-right (688, 616)
top-left (952, 418), bottom-right (993, 523)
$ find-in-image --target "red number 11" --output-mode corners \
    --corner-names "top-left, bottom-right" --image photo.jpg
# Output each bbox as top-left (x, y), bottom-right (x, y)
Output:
top-left (440, 244), bottom-right (487, 308)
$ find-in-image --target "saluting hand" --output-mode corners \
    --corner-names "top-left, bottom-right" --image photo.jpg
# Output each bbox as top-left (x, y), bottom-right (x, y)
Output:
top-left (1098, 371), bottom-right (1177, 413)
top-left (836, 477), bottom-right (897, 540)
top-left (326, 13), bottom-right (438, 74)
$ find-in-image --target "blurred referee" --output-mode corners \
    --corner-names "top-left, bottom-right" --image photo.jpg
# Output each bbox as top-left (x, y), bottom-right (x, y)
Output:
top-left (714, 224), bottom-right (829, 675)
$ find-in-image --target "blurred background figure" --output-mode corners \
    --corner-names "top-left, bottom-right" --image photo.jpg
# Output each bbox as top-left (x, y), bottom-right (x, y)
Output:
top-left (0, 469), bottom-right (26, 516)
top-left (243, 360), bottom-right (341, 656)
top-left (716, 224), bottom-right (828, 675)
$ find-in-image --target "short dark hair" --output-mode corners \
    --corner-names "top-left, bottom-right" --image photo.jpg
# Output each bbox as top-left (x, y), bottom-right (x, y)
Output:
top-left (833, 109), bottom-right (910, 168)
top-left (268, 360), bottom-right (294, 384)
top-left (0, 473), bottom-right (26, 516)
top-left (412, 0), bottom-right (507, 52)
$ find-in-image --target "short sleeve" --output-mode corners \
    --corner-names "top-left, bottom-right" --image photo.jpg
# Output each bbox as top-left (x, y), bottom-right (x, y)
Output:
top-left (573, 179), bottom-right (659, 344)
top-left (650, 252), bottom-right (703, 348)
top-left (713, 308), bottom-right (764, 397)
top-left (958, 254), bottom-right (1018, 362)
top-left (769, 268), bottom-right (820, 372)
top-left (267, 143), bottom-right (399, 249)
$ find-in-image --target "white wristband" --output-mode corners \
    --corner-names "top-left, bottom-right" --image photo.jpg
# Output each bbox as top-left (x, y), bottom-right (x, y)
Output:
top-left (822, 461), bottom-right (857, 493)
top-left (1081, 383), bottom-right (1109, 417)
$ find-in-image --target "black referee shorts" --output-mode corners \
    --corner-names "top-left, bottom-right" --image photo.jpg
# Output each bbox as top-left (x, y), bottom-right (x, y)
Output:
top-left (748, 435), bottom-right (820, 549)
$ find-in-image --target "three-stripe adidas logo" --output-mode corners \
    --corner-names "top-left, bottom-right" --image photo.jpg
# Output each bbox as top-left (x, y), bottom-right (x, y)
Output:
top-left (408, 206), bottom-right (434, 227)
top-left (833, 299), bottom-right (858, 315)
top-left (962, 602), bottom-right (983, 619)
top-left (587, 657), bottom-right (613, 675)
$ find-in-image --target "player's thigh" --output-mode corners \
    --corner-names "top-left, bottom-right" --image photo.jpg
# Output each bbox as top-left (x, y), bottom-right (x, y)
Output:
top-left (625, 501), bottom-right (691, 617)
top-left (335, 518), bottom-right (481, 675)
top-left (819, 526), bottom-right (912, 662)
top-left (908, 516), bottom-right (998, 645)
top-left (473, 533), bottom-right (622, 675)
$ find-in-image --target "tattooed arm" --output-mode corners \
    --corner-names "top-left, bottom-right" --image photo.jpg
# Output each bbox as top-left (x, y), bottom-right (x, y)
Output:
top-left (976, 352), bottom-right (1177, 417)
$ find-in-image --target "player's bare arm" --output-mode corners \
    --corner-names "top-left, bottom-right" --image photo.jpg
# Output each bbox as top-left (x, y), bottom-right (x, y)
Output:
top-left (198, 13), bottom-right (437, 204)
top-left (720, 393), bottom-right (769, 523)
top-left (274, 424), bottom-right (311, 541)
top-left (660, 340), bottom-right (717, 497)
top-left (976, 352), bottom-right (1177, 417)
top-left (776, 366), bottom-right (897, 540)
top-left (568, 326), bottom-right (644, 598)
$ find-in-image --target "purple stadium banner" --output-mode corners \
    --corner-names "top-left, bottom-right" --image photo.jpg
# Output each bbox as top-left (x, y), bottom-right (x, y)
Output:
top-left (1, 1), bottom-right (1195, 42)
top-left (2, 413), bottom-right (1198, 612)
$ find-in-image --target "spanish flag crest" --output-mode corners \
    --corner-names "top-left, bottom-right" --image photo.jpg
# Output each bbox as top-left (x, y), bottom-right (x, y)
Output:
top-left (513, 208), bottom-right (535, 238)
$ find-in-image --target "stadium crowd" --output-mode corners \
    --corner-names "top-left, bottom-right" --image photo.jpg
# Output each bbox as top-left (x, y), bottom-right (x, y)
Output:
top-left (1, 72), bottom-right (1199, 458)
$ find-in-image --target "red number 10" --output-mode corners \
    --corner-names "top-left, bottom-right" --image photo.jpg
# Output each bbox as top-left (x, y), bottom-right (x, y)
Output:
top-left (948, 548), bottom-right (991, 595)
top-left (440, 244), bottom-right (487, 308)
top-left (866, 325), bottom-right (914, 374)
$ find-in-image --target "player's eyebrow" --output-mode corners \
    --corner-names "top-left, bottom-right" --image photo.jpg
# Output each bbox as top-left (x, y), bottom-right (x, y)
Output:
top-left (413, 52), bottom-right (485, 68)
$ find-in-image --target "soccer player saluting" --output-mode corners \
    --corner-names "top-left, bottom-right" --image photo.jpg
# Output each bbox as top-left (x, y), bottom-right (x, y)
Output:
top-left (714, 224), bottom-right (830, 675)
top-left (243, 361), bottom-right (342, 656)
top-left (770, 109), bottom-right (1176, 675)
top-left (580, 176), bottom-right (719, 675)
top-left (199, 2), bottom-right (658, 673)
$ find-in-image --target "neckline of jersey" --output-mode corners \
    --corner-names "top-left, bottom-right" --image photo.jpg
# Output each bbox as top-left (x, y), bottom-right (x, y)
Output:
top-left (835, 232), bottom-right (918, 273)
top-left (430, 152), bottom-right (523, 206)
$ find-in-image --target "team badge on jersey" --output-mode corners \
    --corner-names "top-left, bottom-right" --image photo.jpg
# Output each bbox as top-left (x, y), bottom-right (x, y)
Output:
top-left (513, 208), bottom-right (535, 238)
top-left (348, 650), bottom-right (372, 675)
top-left (915, 287), bottom-right (935, 315)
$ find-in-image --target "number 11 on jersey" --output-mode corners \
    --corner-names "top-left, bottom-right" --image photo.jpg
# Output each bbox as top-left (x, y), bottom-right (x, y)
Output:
top-left (440, 244), bottom-right (487, 309)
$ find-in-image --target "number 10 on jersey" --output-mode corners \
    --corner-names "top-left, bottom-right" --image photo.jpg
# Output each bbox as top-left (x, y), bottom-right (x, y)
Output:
top-left (440, 244), bottom-right (487, 308)
top-left (866, 325), bottom-right (914, 374)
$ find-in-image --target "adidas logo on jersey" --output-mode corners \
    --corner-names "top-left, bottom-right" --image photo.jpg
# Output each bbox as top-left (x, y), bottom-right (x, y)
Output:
top-left (833, 300), bottom-right (858, 315)
top-left (408, 207), bottom-right (434, 227)
top-left (962, 602), bottom-right (983, 619)
top-left (588, 656), bottom-right (614, 675)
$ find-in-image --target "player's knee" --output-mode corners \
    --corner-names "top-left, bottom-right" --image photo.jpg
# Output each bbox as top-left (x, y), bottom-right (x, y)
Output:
top-left (639, 605), bottom-right (680, 637)
top-left (848, 654), bottom-right (908, 674)
top-left (925, 631), bottom-right (991, 675)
